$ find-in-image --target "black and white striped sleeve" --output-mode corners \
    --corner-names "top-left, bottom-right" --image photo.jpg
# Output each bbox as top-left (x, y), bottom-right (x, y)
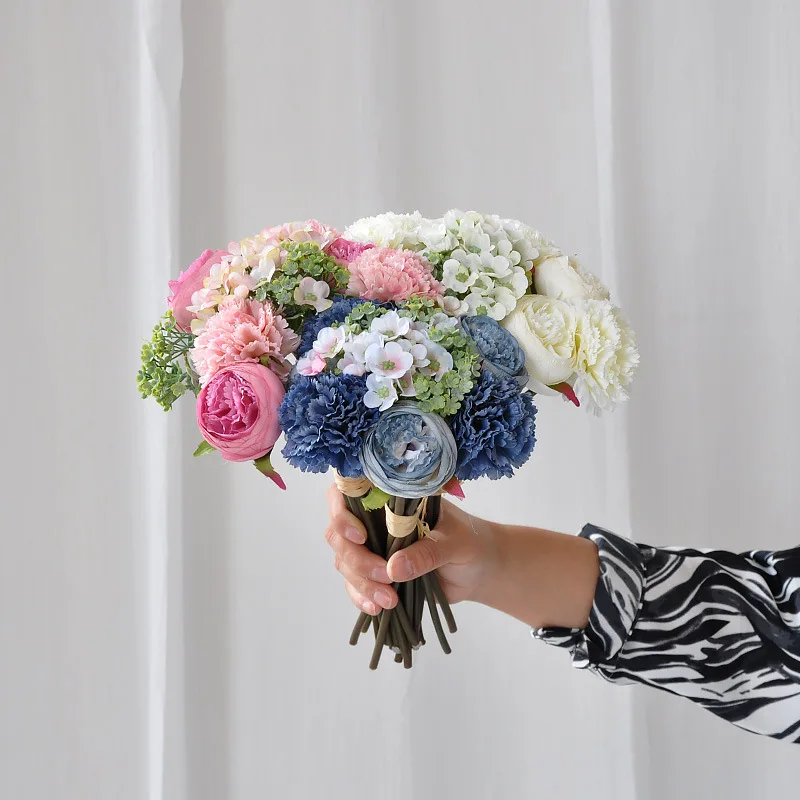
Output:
top-left (534, 524), bottom-right (800, 743)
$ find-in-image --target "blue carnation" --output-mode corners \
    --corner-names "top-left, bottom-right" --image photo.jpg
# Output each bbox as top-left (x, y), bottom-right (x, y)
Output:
top-left (298, 297), bottom-right (392, 354)
top-left (450, 371), bottom-right (537, 481)
top-left (279, 373), bottom-right (379, 477)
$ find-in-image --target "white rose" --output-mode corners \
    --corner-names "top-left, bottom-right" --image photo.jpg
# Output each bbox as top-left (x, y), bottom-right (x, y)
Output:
top-left (534, 255), bottom-right (611, 301)
top-left (501, 295), bottom-right (577, 394)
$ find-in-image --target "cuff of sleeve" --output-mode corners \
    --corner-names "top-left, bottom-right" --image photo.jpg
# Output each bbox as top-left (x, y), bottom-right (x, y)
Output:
top-left (532, 524), bottom-right (645, 671)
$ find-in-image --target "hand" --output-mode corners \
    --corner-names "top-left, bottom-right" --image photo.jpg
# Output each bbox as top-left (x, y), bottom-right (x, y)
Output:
top-left (325, 484), bottom-right (500, 616)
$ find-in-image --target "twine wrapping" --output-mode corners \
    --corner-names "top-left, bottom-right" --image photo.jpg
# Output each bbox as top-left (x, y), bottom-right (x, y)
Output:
top-left (385, 497), bottom-right (431, 539)
top-left (334, 473), bottom-right (372, 498)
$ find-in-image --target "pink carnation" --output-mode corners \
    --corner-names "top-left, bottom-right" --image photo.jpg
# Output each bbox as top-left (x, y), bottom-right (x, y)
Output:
top-left (191, 297), bottom-right (300, 385)
top-left (346, 247), bottom-right (443, 303)
top-left (327, 237), bottom-right (374, 263)
top-left (168, 249), bottom-right (229, 331)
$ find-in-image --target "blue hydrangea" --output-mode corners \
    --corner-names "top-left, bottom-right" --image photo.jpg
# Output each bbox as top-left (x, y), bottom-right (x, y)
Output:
top-left (279, 373), bottom-right (379, 477)
top-left (450, 371), bottom-right (537, 481)
top-left (298, 297), bottom-right (391, 354)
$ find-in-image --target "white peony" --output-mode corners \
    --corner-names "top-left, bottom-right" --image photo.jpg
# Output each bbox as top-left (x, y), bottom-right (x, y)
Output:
top-left (534, 255), bottom-right (610, 301)
top-left (502, 295), bottom-right (578, 393)
top-left (571, 257), bottom-right (611, 301)
top-left (343, 212), bottom-right (430, 250)
top-left (572, 299), bottom-right (639, 412)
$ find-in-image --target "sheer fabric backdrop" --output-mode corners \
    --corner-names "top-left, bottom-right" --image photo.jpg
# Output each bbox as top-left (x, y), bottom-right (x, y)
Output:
top-left (1, 2), bottom-right (798, 799)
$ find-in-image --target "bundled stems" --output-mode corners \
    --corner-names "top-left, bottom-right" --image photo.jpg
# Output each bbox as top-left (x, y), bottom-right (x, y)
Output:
top-left (338, 479), bottom-right (457, 669)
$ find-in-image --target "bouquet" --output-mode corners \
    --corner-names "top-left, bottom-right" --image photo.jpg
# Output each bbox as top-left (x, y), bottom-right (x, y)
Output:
top-left (138, 211), bottom-right (639, 669)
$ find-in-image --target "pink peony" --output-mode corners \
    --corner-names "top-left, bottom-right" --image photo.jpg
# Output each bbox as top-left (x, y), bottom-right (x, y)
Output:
top-left (327, 237), bottom-right (374, 263)
top-left (191, 297), bottom-right (300, 385)
top-left (167, 249), bottom-right (229, 331)
top-left (196, 362), bottom-right (284, 462)
top-left (346, 247), bottom-right (443, 303)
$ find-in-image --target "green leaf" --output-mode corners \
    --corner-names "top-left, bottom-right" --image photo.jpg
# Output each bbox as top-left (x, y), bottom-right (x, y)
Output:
top-left (193, 440), bottom-right (216, 457)
top-left (361, 487), bottom-right (390, 511)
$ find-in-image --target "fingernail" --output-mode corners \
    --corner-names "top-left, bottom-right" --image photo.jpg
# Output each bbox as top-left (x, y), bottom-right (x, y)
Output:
top-left (370, 566), bottom-right (390, 583)
top-left (345, 526), bottom-right (366, 544)
top-left (362, 599), bottom-right (378, 615)
top-left (374, 589), bottom-right (394, 609)
top-left (392, 554), bottom-right (413, 581)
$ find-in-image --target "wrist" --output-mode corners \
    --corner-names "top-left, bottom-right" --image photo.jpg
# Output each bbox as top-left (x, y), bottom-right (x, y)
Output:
top-left (469, 521), bottom-right (518, 610)
top-left (470, 522), bottom-right (600, 630)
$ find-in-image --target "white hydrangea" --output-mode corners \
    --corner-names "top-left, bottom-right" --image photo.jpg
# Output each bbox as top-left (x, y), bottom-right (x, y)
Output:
top-left (572, 299), bottom-right (639, 412)
top-left (343, 211), bottom-right (431, 251)
top-left (423, 210), bottom-right (536, 321)
top-left (500, 218), bottom-right (562, 268)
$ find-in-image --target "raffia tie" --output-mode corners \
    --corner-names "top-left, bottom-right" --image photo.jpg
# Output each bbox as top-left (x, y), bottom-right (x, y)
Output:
top-left (334, 473), bottom-right (373, 498)
top-left (385, 496), bottom-right (431, 540)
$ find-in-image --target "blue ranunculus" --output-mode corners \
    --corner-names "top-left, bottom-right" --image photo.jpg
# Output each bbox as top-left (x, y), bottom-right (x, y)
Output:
top-left (360, 402), bottom-right (457, 498)
top-left (461, 315), bottom-right (526, 385)
top-left (450, 371), bottom-right (537, 481)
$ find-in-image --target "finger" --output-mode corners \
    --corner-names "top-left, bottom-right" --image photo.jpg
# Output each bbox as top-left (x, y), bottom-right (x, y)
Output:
top-left (336, 559), bottom-right (398, 609)
top-left (332, 538), bottom-right (396, 609)
top-left (345, 582), bottom-right (379, 616)
top-left (324, 487), bottom-right (367, 545)
top-left (327, 483), bottom-right (346, 516)
top-left (325, 526), bottom-right (389, 580)
top-left (387, 536), bottom-right (452, 583)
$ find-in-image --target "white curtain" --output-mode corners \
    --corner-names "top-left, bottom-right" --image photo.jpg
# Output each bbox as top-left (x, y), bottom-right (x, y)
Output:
top-left (2, 2), bottom-right (798, 798)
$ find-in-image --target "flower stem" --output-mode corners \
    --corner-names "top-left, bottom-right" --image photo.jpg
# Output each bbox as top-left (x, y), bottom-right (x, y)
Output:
top-left (350, 612), bottom-right (370, 646)
top-left (429, 573), bottom-right (457, 634)
top-left (423, 574), bottom-right (451, 655)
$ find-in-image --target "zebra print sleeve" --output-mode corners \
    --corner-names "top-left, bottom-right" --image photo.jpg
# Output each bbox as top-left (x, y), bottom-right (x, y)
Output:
top-left (533, 524), bottom-right (800, 742)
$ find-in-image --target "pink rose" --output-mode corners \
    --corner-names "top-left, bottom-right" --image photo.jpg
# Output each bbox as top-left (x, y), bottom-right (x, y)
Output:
top-left (327, 237), bottom-right (374, 263)
top-left (168, 249), bottom-right (228, 331)
top-left (196, 362), bottom-right (285, 462)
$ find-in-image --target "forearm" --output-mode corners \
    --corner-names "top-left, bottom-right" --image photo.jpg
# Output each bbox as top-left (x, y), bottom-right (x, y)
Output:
top-left (529, 525), bottom-right (800, 743)
top-left (472, 523), bottom-right (600, 630)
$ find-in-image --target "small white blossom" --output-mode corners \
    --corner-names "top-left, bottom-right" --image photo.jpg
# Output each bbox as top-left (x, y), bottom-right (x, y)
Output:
top-left (429, 312), bottom-right (459, 331)
top-left (365, 341), bottom-right (414, 379)
top-left (364, 373), bottom-right (399, 411)
top-left (438, 295), bottom-right (470, 316)
top-left (420, 342), bottom-right (453, 381)
top-left (296, 353), bottom-right (326, 376)
top-left (370, 310), bottom-right (410, 340)
top-left (312, 326), bottom-right (346, 359)
top-left (397, 371), bottom-right (417, 397)
top-left (337, 352), bottom-right (367, 376)
top-left (294, 277), bottom-right (333, 312)
top-left (442, 252), bottom-right (478, 293)
top-left (398, 339), bottom-right (431, 368)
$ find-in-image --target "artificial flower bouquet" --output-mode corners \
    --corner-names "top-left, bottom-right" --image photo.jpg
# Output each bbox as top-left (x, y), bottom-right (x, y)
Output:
top-left (138, 211), bottom-right (639, 669)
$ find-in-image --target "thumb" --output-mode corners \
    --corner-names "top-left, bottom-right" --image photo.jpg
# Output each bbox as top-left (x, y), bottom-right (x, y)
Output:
top-left (387, 534), bottom-right (450, 583)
